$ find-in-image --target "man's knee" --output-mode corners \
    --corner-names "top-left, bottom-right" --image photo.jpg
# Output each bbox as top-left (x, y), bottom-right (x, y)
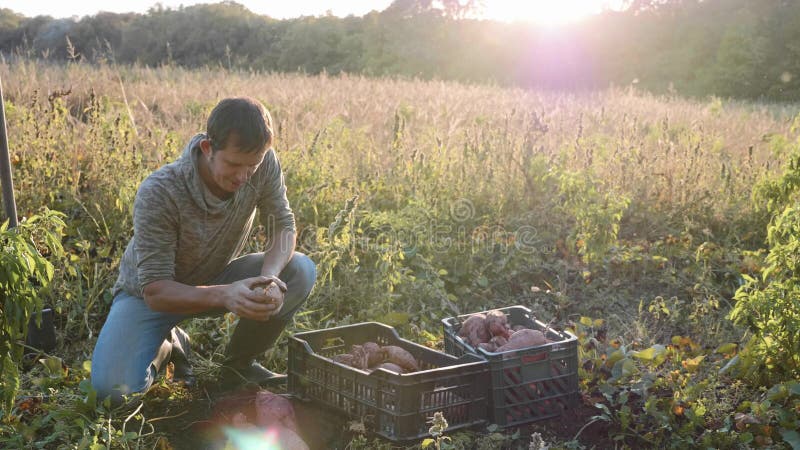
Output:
top-left (288, 252), bottom-right (317, 298)
top-left (278, 253), bottom-right (316, 316)
top-left (90, 371), bottom-right (141, 406)
top-left (91, 340), bottom-right (155, 404)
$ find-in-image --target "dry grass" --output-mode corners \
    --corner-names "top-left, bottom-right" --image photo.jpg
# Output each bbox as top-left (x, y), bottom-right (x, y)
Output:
top-left (3, 61), bottom-right (789, 213)
top-left (2, 58), bottom-right (798, 450)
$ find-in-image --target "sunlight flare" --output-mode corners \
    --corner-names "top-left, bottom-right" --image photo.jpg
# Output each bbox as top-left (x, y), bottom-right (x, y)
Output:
top-left (482, 0), bottom-right (612, 26)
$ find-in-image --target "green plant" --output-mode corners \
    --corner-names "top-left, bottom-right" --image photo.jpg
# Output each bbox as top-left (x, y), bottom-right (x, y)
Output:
top-left (422, 412), bottom-right (452, 450)
top-left (569, 316), bottom-right (755, 449)
top-left (728, 203), bottom-right (800, 385)
top-left (0, 210), bottom-right (65, 414)
top-left (555, 170), bottom-right (630, 264)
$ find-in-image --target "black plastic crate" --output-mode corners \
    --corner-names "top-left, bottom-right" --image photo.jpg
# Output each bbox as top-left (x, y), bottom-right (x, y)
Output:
top-left (288, 322), bottom-right (489, 442)
top-left (442, 305), bottom-right (579, 427)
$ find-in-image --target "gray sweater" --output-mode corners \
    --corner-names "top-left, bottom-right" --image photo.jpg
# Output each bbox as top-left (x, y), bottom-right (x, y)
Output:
top-left (113, 134), bottom-right (296, 297)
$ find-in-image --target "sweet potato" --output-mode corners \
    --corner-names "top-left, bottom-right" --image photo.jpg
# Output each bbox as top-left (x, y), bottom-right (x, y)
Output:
top-left (332, 353), bottom-right (355, 366)
top-left (381, 345), bottom-right (419, 372)
top-left (371, 362), bottom-right (405, 374)
top-left (489, 335), bottom-right (508, 348)
top-left (478, 342), bottom-right (497, 352)
top-left (349, 345), bottom-right (369, 370)
top-left (252, 283), bottom-right (282, 303)
top-left (458, 313), bottom-right (490, 347)
top-left (362, 342), bottom-right (383, 366)
top-left (269, 426), bottom-right (310, 450)
top-left (255, 390), bottom-right (299, 432)
top-left (495, 329), bottom-right (547, 352)
top-left (511, 328), bottom-right (547, 345)
top-left (485, 310), bottom-right (510, 339)
top-left (225, 424), bottom-right (309, 450)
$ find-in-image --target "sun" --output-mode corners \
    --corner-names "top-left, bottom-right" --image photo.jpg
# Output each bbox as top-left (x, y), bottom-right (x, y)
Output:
top-left (482, 0), bottom-right (612, 26)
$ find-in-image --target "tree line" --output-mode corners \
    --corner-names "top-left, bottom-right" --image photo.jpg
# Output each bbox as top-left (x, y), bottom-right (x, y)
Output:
top-left (1, 0), bottom-right (799, 101)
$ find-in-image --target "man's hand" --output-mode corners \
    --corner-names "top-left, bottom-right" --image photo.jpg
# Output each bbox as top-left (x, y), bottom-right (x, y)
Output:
top-left (222, 276), bottom-right (286, 321)
top-left (252, 276), bottom-right (286, 317)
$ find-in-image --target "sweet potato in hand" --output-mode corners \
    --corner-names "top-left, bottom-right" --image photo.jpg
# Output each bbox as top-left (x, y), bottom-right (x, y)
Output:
top-left (252, 283), bottom-right (282, 303)
top-left (381, 345), bottom-right (419, 372)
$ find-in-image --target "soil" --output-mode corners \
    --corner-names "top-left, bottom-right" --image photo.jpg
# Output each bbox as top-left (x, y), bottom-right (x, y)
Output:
top-left (524, 400), bottom-right (613, 447)
top-left (151, 378), bottom-right (612, 450)
top-left (152, 383), bottom-right (351, 450)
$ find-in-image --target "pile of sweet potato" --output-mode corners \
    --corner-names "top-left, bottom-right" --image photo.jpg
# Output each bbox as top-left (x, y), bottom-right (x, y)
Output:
top-left (331, 342), bottom-right (420, 374)
top-left (457, 309), bottom-right (552, 352)
top-left (211, 389), bottom-right (309, 450)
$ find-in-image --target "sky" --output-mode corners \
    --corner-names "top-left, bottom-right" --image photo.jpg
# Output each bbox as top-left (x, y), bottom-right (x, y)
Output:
top-left (2, 1), bottom-right (623, 26)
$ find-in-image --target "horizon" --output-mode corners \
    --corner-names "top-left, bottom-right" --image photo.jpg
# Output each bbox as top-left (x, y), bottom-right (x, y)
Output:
top-left (2, 0), bottom-right (623, 26)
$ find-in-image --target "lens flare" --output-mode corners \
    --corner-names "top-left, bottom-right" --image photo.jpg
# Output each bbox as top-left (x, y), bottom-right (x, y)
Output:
top-left (223, 427), bottom-right (282, 450)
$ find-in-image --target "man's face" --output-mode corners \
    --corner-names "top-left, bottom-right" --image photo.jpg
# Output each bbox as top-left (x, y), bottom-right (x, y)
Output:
top-left (200, 137), bottom-right (267, 196)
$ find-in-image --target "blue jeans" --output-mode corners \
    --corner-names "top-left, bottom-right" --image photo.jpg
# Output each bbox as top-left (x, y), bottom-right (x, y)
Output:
top-left (91, 252), bottom-right (316, 403)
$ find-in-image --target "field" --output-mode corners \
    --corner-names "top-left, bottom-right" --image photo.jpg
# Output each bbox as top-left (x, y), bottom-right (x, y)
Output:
top-left (1, 59), bottom-right (800, 449)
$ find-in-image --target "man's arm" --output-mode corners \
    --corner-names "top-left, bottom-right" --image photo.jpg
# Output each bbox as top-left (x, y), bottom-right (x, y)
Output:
top-left (256, 149), bottom-right (296, 283)
top-left (143, 277), bottom-right (280, 321)
top-left (261, 228), bottom-right (297, 279)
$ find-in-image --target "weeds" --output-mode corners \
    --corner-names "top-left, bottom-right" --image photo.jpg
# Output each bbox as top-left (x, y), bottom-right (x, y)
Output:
top-left (1, 59), bottom-right (798, 448)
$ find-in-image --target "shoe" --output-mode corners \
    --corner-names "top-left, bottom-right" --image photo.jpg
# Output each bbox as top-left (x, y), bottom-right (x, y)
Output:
top-left (170, 327), bottom-right (196, 387)
top-left (172, 361), bottom-right (196, 387)
top-left (220, 361), bottom-right (287, 389)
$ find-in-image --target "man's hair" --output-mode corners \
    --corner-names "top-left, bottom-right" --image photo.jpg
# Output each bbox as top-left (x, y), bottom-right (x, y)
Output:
top-left (206, 97), bottom-right (273, 153)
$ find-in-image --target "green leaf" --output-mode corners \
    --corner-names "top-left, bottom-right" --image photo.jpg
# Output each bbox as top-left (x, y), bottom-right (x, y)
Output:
top-left (422, 438), bottom-right (435, 448)
top-left (593, 402), bottom-right (612, 416)
top-left (378, 311), bottom-right (409, 327)
top-left (694, 402), bottom-right (706, 416)
top-left (40, 356), bottom-right (64, 377)
top-left (779, 429), bottom-right (800, 450)
top-left (715, 343), bottom-right (738, 354)
top-left (79, 379), bottom-right (97, 405)
top-left (611, 357), bottom-right (637, 380)
top-left (682, 355), bottom-right (705, 372)
top-left (767, 384), bottom-right (790, 402)
top-left (606, 349), bottom-right (625, 368)
top-left (632, 344), bottom-right (666, 362)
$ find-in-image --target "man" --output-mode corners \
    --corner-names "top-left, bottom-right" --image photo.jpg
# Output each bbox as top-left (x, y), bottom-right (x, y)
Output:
top-left (91, 97), bottom-right (316, 403)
